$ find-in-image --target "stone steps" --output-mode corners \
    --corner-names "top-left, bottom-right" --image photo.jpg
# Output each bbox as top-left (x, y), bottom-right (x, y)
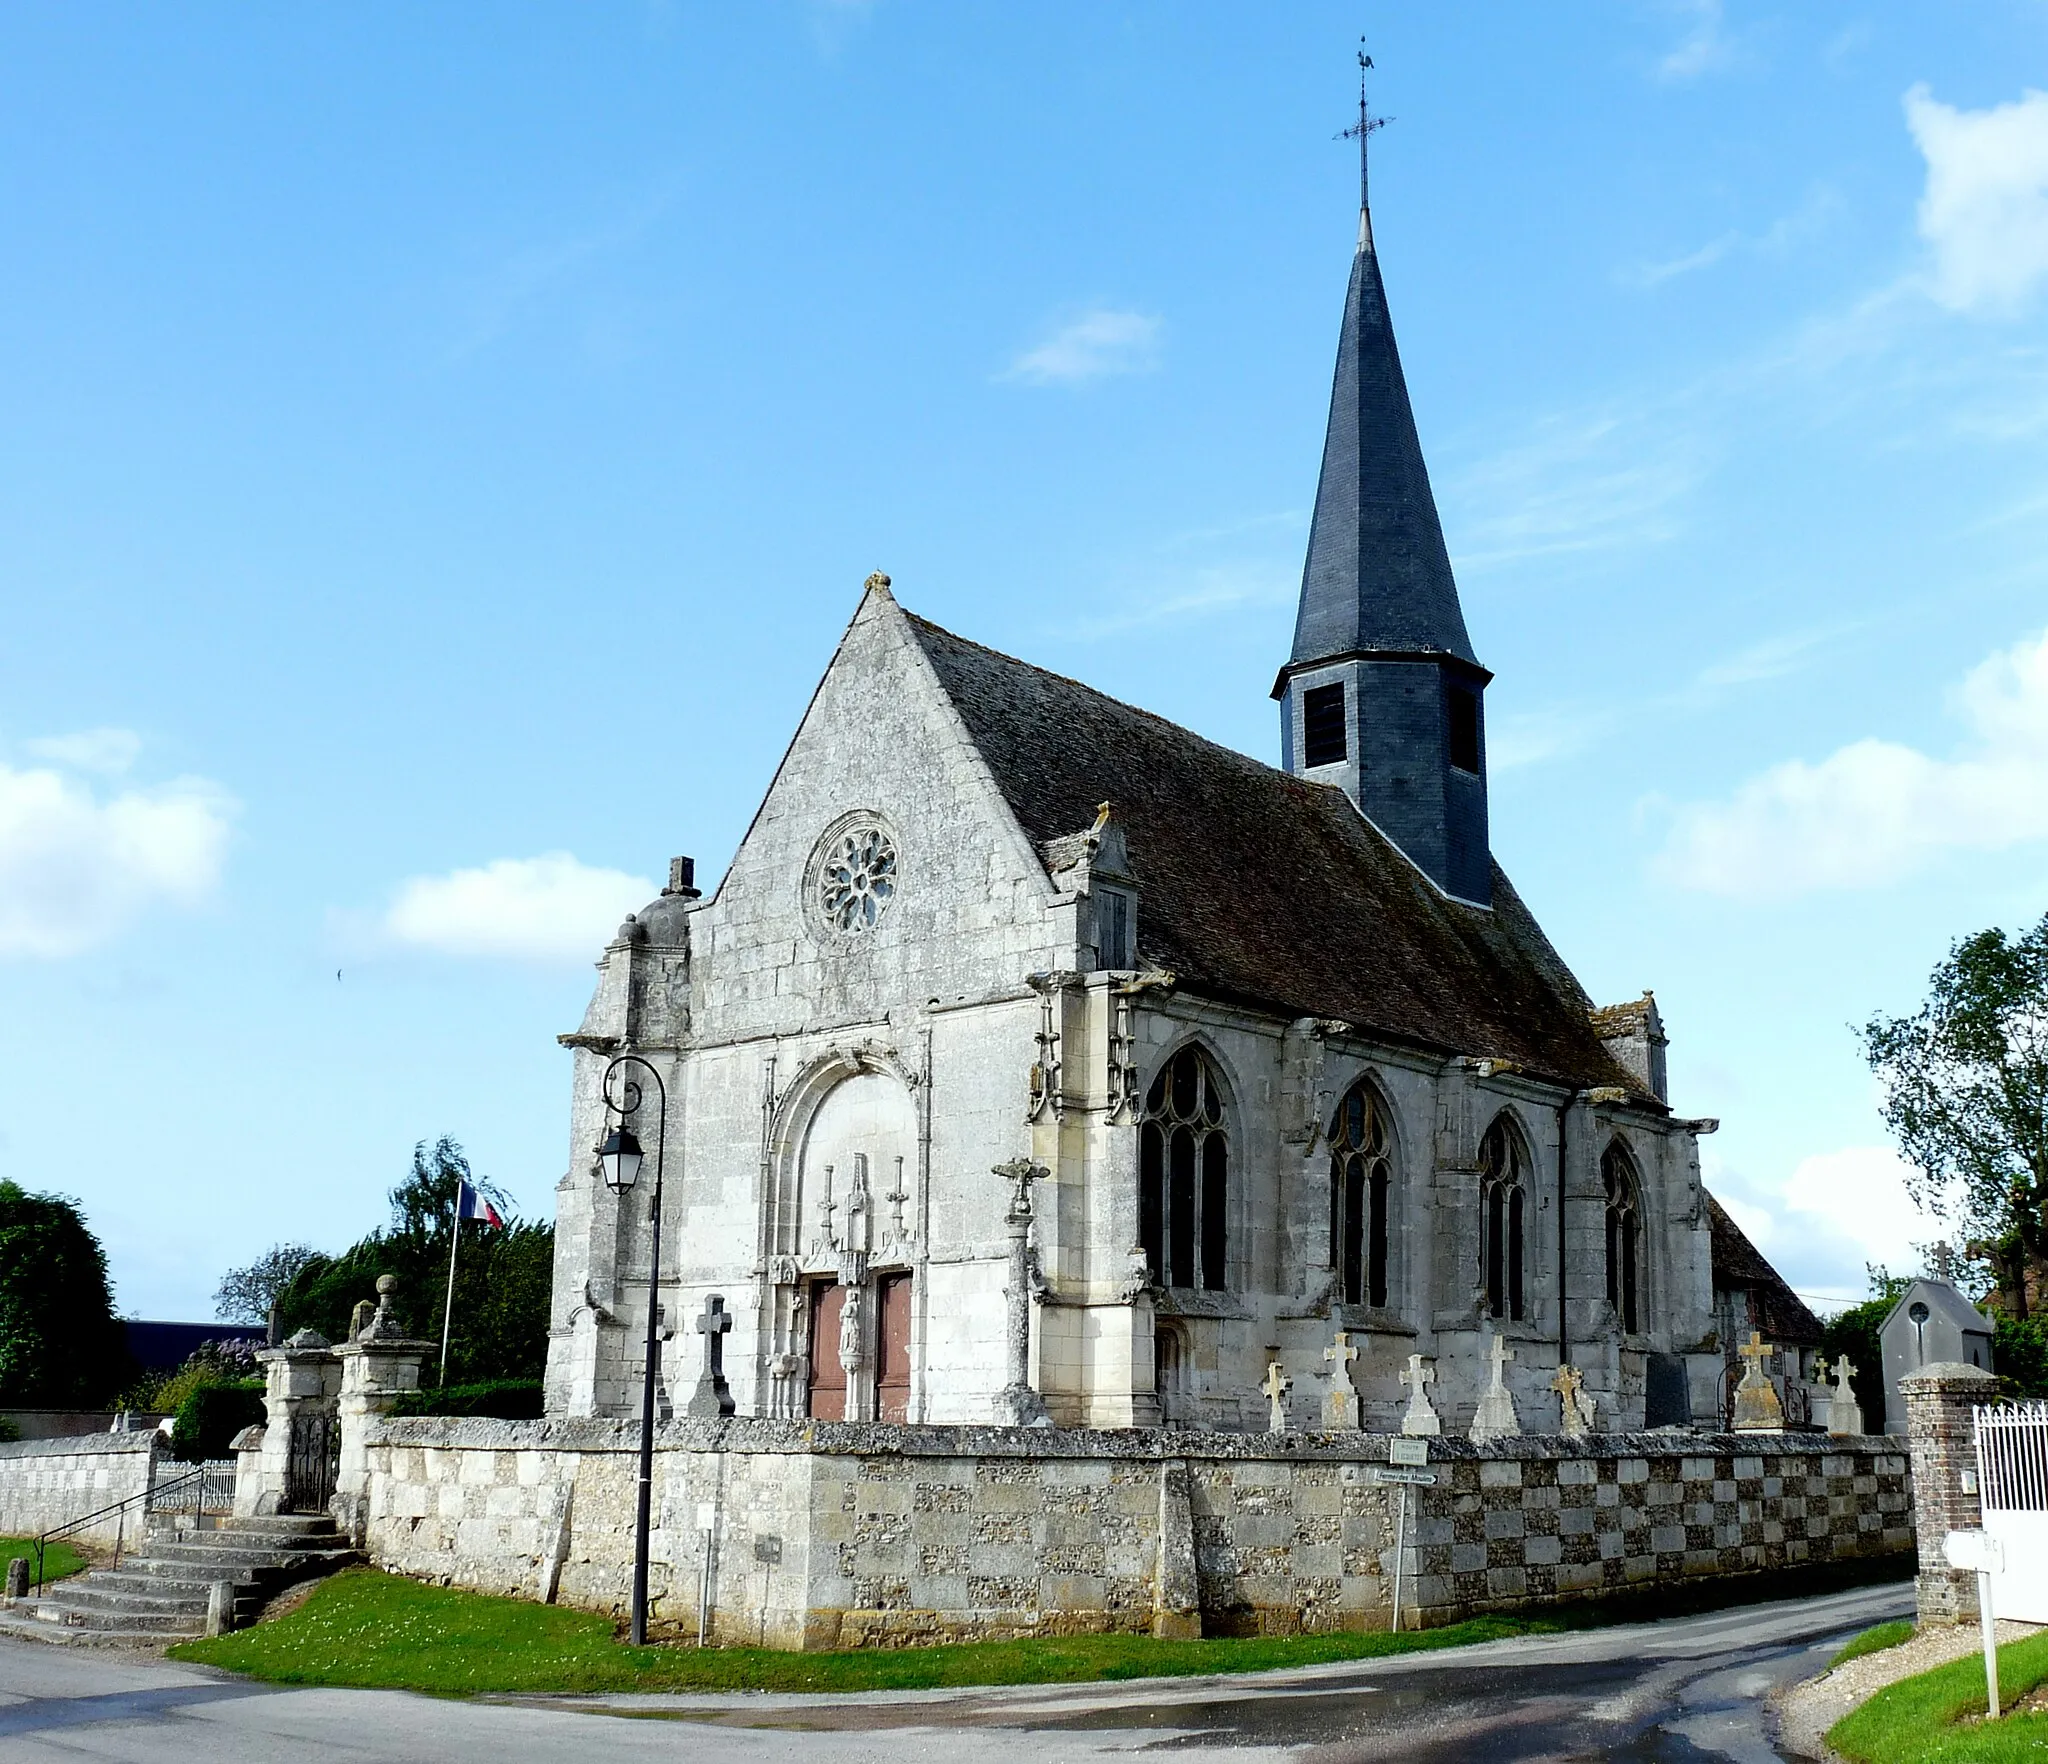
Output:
top-left (5, 1514), bottom-right (356, 1645)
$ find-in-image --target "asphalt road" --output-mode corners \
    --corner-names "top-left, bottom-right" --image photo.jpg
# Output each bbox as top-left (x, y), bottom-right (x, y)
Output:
top-left (0, 1579), bottom-right (1911, 1763)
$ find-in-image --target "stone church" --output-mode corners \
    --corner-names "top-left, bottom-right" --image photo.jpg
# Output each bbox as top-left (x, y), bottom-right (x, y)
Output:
top-left (544, 169), bottom-right (1744, 1438)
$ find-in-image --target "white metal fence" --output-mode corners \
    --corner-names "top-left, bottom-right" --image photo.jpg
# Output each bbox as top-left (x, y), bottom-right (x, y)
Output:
top-left (1975, 1402), bottom-right (2048, 1621)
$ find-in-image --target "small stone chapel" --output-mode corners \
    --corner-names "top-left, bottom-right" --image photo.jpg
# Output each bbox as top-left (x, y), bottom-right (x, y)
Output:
top-left (544, 152), bottom-right (1758, 1441)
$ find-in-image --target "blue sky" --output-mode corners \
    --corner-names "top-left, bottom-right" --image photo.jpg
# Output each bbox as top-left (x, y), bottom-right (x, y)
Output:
top-left (4, 2), bottom-right (2046, 1321)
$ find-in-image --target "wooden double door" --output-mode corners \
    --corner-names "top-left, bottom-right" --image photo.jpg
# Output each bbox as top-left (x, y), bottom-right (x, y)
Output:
top-left (808, 1273), bottom-right (912, 1422)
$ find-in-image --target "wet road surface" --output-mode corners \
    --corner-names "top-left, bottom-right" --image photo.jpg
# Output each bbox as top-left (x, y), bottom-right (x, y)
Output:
top-left (0, 1578), bottom-right (1909, 1762)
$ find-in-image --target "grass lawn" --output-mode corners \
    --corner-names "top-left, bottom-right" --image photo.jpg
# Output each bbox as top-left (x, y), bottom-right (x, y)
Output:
top-left (172, 1566), bottom-right (1569, 1696)
top-left (0, 1536), bottom-right (87, 1586)
top-left (1833, 1620), bottom-right (1916, 1670)
top-left (1830, 1629), bottom-right (2048, 1763)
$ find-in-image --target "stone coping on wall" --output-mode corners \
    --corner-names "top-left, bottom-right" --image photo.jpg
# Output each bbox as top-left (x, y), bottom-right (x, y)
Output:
top-left (365, 1413), bottom-right (1901, 1463)
top-left (0, 1431), bottom-right (160, 1461)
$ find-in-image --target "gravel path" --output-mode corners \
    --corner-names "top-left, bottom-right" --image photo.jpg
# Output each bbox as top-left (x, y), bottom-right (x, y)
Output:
top-left (1775, 1618), bottom-right (2044, 1761)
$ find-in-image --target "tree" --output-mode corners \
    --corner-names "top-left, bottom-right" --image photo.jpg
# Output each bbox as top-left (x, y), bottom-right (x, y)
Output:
top-left (213, 1243), bottom-right (319, 1325)
top-left (1862, 913), bottom-right (2048, 1318)
top-left (275, 1138), bottom-right (550, 1385)
top-left (1819, 1265), bottom-right (1912, 1433)
top-left (0, 1181), bottom-right (131, 1406)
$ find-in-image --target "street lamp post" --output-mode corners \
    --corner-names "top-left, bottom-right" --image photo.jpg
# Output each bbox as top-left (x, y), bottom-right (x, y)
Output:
top-left (597, 1053), bottom-right (667, 1647)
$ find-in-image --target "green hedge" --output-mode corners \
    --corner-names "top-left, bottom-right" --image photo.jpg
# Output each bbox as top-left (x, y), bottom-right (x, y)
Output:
top-left (171, 1381), bottom-right (265, 1462)
top-left (386, 1379), bottom-right (544, 1420)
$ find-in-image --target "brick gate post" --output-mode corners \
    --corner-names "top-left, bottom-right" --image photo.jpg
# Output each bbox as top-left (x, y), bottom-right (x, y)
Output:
top-left (1900, 1360), bottom-right (1999, 1624)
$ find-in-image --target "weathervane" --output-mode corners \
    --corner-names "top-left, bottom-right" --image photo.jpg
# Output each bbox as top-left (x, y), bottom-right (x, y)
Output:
top-left (1338, 38), bottom-right (1392, 212)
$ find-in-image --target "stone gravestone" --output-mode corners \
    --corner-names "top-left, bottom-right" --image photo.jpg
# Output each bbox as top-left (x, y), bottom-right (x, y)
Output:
top-left (1469, 1330), bottom-right (1522, 1442)
top-left (1322, 1330), bottom-right (1360, 1430)
top-left (1262, 1361), bottom-right (1292, 1432)
top-left (1731, 1332), bottom-right (1785, 1432)
top-left (1398, 1354), bottom-right (1441, 1437)
top-left (1550, 1363), bottom-right (1596, 1438)
top-left (688, 1294), bottom-right (737, 1420)
top-left (1826, 1355), bottom-right (1864, 1437)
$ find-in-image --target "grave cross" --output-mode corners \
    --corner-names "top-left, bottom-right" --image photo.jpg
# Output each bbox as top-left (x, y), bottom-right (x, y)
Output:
top-left (1489, 1331), bottom-right (1516, 1380)
top-left (1737, 1331), bottom-right (1771, 1382)
top-left (1398, 1353), bottom-right (1441, 1439)
top-left (1550, 1363), bottom-right (1593, 1437)
top-left (686, 1292), bottom-right (736, 1420)
top-left (1322, 1330), bottom-right (1361, 1429)
top-left (1263, 1360), bottom-right (1292, 1432)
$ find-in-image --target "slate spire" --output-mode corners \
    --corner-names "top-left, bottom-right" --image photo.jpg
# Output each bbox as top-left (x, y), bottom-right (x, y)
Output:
top-left (1288, 91), bottom-right (1474, 670)
top-left (1274, 61), bottom-right (1492, 906)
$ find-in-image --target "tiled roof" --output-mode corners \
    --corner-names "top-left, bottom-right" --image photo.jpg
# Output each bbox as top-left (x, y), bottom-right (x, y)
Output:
top-left (1706, 1192), bottom-right (1823, 1346)
top-left (905, 610), bottom-right (1648, 1098)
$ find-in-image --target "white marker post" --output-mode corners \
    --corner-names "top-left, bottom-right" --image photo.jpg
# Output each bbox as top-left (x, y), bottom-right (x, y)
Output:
top-left (1369, 1466), bottom-right (1437, 1634)
top-left (1943, 1529), bottom-right (2006, 1720)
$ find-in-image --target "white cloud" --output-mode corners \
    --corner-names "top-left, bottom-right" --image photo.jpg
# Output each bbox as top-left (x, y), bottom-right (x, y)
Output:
top-left (1782, 1146), bottom-right (1938, 1269)
top-left (25, 729), bottom-right (143, 775)
top-left (0, 761), bottom-right (233, 958)
top-left (1657, 0), bottom-right (1739, 82)
top-left (1655, 626), bottom-right (2048, 897)
top-left (1709, 1144), bottom-right (1948, 1310)
top-left (1005, 309), bottom-right (1161, 386)
top-left (384, 853), bottom-right (659, 962)
top-left (1906, 83), bottom-right (2048, 314)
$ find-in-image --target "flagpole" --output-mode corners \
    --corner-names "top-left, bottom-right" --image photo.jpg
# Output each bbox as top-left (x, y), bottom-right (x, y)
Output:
top-left (439, 1188), bottom-right (463, 1386)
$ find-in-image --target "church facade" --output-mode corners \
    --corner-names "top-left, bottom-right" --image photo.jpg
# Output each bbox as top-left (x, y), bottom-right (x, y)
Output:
top-left (545, 175), bottom-right (1735, 1438)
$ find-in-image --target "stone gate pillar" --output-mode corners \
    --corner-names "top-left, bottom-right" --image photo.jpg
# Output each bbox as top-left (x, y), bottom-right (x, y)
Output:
top-left (1901, 1360), bottom-right (1999, 1624)
top-left (332, 1276), bottom-right (432, 1547)
top-left (241, 1329), bottom-right (342, 1516)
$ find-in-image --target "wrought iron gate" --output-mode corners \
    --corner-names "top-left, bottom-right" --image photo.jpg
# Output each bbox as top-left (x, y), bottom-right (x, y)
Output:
top-left (284, 1411), bottom-right (340, 1514)
top-left (1975, 1401), bottom-right (2048, 1622)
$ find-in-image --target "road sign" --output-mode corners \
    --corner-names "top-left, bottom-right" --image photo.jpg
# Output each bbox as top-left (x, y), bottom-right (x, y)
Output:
top-left (1388, 1437), bottom-right (1429, 1467)
top-left (1944, 1530), bottom-right (2004, 1572)
top-left (1368, 1467), bottom-right (1438, 1487)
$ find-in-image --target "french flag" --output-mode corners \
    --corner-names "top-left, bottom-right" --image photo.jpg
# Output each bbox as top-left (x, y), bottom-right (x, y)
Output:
top-left (457, 1180), bottom-right (504, 1228)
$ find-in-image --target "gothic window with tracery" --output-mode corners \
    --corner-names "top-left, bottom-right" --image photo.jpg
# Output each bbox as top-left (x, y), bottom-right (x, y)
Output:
top-left (1479, 1116), bottom-right (1526, 1322)
top-left (1603, 1141), bottom-right (1641, 1334)
top-left (1139, 1046), bottom-right (1228, 1291)
top-left (1329, 1081), bottom-right (1393, 1307)
top-left (817, 825), bottom-right (897, 934)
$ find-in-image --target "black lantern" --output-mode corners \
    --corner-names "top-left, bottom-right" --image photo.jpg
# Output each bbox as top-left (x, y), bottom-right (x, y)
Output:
top-left (597, 1124), bottom-right (644, 1193)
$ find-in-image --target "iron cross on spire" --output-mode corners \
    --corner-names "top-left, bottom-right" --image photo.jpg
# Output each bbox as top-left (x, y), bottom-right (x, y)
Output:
top-left (1338, 39), bottom-right (1392, 213)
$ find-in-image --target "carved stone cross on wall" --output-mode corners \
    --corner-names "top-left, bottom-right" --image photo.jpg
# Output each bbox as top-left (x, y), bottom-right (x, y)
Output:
top-left (686, 1292), bottom-right (736, 1420)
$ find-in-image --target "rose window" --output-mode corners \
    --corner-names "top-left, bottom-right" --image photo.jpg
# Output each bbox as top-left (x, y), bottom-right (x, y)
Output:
top-left (818, 826), bottom-right (898, 934)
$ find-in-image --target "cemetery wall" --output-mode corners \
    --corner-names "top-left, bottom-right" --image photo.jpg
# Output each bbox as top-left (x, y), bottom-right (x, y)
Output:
top-left (0, 1431), bottom-right (160, 1547)
top-left (359, 1416), bottom-right (1912, 1649)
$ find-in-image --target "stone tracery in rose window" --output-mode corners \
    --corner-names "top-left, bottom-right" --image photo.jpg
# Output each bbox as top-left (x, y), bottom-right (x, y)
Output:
top-left (819, 826), bottom-right (898, 934)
